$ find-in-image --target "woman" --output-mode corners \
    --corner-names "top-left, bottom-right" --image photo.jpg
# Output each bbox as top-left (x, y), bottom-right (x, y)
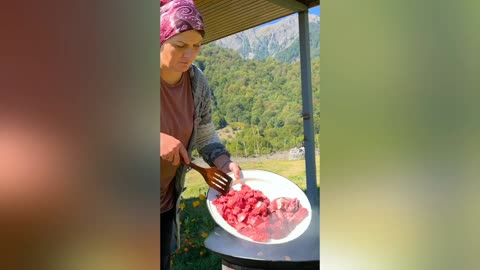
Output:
top-left (160, 0), bottom-right (241, 269)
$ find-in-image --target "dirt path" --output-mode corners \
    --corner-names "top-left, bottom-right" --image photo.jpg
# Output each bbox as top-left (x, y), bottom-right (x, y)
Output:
top-left (192, 150), bottom-right (319, 166)
top-left (192, 151), bottom-right (290, 165)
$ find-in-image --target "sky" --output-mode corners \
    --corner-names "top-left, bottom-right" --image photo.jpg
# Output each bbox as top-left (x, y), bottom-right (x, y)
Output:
top-left (260, 5), bottom-right (320, 27)
top-left (310, 6), bottom-right (320, 16)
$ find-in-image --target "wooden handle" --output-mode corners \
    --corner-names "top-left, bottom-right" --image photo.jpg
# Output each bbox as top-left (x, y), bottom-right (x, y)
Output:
top-left (184, 161), bottom-right (198, 169)
top-left (184, 161), bottom-right (205, 175)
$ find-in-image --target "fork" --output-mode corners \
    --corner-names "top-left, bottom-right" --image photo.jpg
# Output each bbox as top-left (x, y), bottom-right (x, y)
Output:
top-left (184, 162), bottom-right (233, 195)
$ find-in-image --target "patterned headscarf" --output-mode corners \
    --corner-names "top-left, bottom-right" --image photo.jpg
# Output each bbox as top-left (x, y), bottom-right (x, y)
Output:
top-left (160, 0), bottom-right (205, 46)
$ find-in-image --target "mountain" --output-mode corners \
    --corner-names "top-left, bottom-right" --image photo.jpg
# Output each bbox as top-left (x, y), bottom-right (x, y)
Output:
top-left (213, 14), bottom-right (319, 63)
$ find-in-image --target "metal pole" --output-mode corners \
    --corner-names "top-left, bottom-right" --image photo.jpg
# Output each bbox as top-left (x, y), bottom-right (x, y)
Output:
top-left (298, 10), bottom-right (319, 208)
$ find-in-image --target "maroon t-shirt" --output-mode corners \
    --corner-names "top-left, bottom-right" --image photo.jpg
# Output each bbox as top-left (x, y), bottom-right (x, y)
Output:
top-left (160, 72), bottom-right (194, 213)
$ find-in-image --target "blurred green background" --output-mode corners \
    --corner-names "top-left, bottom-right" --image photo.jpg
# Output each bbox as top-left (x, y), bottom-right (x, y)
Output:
top-left (321, 1), bottom-right (479, 270)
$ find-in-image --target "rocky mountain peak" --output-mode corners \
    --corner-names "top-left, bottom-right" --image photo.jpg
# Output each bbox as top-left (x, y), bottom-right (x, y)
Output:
top-left (213, 14), bottom-right (320, 63)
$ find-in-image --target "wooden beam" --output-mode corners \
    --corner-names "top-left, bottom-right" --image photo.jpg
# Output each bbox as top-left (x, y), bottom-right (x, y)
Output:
top-left (265, 0), bottom-right (308, 11)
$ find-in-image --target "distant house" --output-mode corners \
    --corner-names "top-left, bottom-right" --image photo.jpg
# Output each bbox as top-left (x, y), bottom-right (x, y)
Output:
top-left (288, 147), bottom-right (305, 160)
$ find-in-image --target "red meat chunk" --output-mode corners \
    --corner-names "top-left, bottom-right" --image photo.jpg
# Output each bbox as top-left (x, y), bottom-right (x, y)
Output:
top-left (213, 184), bottom-right (309, 242)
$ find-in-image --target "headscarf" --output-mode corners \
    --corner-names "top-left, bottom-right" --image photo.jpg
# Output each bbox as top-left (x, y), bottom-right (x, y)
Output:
top-left (160, 0), bottom-right (205, 46)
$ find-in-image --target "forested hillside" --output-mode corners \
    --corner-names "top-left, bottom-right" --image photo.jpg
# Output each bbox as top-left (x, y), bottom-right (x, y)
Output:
top-left (195, 44), bottom-right (319, 157)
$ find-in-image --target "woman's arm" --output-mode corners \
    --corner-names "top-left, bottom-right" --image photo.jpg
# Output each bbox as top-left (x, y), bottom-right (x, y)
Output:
top-left (212, 153), bottom-right (241, 179)
top-left (192, 67), bottom-right (229, 165)
top-left (191, 67), bottom-right (240, 178)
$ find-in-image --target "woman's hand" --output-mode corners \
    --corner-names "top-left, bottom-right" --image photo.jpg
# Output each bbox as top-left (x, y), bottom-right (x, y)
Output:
top-left (213, 155), bottom-right (241, 179)
top-left (160, 133), bottom-right (189, 166)
top-left (222, 161), bottom-right (241, 179)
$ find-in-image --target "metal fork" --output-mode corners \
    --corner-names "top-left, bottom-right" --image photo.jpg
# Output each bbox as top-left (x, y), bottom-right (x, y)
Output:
top-left (184, 162), bottom-right (233, 195)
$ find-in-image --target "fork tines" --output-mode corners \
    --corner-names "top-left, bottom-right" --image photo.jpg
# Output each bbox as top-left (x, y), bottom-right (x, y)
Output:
top-left (211, 172), bottom-right (232, 194)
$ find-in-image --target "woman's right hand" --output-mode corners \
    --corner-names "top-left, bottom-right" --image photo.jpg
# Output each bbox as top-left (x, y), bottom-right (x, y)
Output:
top-left (160, 133), bottom-right (190, 166)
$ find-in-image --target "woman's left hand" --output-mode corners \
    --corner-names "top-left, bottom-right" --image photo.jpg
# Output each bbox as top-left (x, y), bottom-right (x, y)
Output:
top-left (222, 161), bottom-right (241, 179)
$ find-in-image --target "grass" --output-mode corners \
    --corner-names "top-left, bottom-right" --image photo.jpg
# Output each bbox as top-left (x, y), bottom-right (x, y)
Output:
top-left (170, 196), bottom-right (221, 270)
top-left (171, 156), bottom-right (319, 270)
top-left (181, 155), bottom-right (320, 199)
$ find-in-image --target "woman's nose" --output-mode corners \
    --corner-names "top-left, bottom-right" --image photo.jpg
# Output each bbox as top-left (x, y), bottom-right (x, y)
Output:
top-left (183, 48), bottom-right (193, 58)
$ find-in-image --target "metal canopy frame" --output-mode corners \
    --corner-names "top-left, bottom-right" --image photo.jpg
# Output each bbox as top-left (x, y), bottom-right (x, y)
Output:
top-left (298, 9), bottom-right (318, 208)
top-left (197, 1), bottom-right (319, 208)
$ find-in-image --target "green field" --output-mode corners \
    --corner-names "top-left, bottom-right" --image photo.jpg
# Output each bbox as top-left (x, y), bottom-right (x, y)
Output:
top-left (171, 156), bottom-right (319, 270)
top-left (180, 155), bottom-right (320, 199)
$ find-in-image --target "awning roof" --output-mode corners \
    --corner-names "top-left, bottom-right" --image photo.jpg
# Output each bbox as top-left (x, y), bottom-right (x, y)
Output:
top-left (196, 0), bottom-right (320, 44)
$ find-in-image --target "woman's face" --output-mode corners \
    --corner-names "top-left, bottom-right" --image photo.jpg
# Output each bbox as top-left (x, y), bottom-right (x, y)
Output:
top-left (160, 30), bottom-right (203, 73)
